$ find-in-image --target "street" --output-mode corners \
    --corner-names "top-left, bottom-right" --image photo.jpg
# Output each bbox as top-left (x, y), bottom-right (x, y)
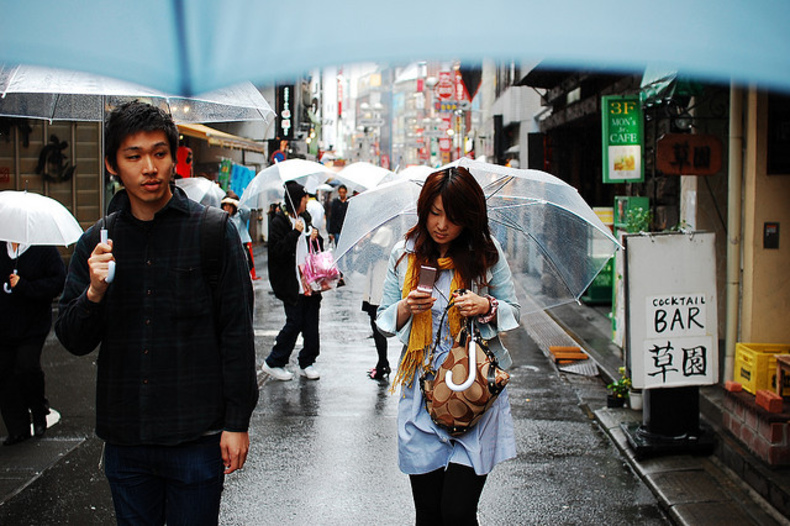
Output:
top-left (0, 249), bottom-right (667, 525)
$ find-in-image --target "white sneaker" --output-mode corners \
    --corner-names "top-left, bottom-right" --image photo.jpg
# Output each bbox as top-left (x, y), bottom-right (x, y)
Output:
top-left (299, 365), bottom-right (321, 380)
top-left (262, 362), bottom-right (294, 381)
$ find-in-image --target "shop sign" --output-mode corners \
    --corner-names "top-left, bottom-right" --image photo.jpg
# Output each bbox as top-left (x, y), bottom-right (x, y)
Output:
top-left (276, 84), bottom-right (294, 140)
top-left (656, 134), bottom-right (723, 175)
top-left (435, 71), bottom-right (454, 100)
top-left (601, 95), bottom-right (644, 183)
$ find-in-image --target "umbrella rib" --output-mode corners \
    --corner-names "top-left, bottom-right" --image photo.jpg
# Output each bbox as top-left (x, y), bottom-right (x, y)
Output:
top-left (172, 0), bottom-right (193, 96)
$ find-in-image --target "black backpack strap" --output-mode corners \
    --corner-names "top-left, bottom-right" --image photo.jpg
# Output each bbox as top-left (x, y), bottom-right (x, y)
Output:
top-left (200, 206), bottom-right (228, 306)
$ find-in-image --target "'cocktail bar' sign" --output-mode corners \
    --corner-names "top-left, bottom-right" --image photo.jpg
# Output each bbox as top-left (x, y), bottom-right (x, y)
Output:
top-left (601, 95), bottom-right (644, 183)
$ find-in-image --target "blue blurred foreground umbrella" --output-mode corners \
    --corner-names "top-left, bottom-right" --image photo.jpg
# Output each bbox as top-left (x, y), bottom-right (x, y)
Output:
top-left (335, 158), bottom-right (620, 315)
top-left (1, 1), bottom-right (789, 95)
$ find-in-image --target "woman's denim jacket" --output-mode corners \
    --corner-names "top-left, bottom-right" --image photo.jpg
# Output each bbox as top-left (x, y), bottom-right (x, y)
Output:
top-left (376, 237), bottom-right (521, 369)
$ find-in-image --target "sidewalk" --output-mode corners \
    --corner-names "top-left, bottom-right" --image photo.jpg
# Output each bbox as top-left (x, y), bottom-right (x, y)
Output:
top-left (545, 302), bottom-right (790, 525)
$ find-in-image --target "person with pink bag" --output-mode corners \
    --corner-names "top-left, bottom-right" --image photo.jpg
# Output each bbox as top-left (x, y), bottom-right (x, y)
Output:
top-left (262, 181), bottom-right (324, 381)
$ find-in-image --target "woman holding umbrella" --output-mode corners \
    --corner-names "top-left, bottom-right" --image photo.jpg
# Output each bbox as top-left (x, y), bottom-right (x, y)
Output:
top-left (0, 241), bottom-right (66, 445)
top-left (376, 166), bottom-right (521, 524)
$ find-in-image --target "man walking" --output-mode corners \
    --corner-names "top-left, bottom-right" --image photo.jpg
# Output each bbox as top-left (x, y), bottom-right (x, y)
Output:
top-left (327, 184), bottom-right (348, 246)
top-left (56, 101), bottom-right (258, 526)
top-left (262, 181), bottom-right (323, 381)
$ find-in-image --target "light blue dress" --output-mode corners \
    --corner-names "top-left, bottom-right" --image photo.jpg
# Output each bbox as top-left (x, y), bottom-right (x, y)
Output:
top-left (376, 238), bottom-right (521, 476)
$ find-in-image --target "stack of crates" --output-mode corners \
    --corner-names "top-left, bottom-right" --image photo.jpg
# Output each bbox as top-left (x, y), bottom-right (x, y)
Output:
top-left (734, 343), bottom-right (790, 396)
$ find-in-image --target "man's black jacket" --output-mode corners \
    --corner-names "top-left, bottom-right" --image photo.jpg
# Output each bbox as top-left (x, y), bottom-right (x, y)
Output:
top-left (267, 210), bottom-right (323, 306)
top-left (55, 188), bottom-right (258, 446)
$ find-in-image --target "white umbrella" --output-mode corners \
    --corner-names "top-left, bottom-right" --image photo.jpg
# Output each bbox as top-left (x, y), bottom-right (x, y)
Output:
top-left (0, 63), bottom-right (274, 124)
top-left (332, 162), bottom-right (393, 194)
top-left (175, 177), bottom-right (226, 208)
top-left (0, 190), bottom-right (83, 246)
top-left (239, 159), bottom-right (335, 208)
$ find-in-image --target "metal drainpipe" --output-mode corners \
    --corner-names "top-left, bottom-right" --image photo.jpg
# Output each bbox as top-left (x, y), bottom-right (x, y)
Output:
top-left (724, 83), bottom-right (744, 382)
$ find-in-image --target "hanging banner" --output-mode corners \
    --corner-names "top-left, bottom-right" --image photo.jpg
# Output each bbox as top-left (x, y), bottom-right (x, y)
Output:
top-left (602, 95), bottom-right (644, 183)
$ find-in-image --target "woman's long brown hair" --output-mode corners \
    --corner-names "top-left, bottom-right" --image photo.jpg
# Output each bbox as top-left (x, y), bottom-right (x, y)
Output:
top-left (404, 166), bottom-right (499, 286)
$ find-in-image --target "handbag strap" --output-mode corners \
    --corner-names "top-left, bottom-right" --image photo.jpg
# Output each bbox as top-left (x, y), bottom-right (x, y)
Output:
top-left (423, 289), bottom-right (464, 371)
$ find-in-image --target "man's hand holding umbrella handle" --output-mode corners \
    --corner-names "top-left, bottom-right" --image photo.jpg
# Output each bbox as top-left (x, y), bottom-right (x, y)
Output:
top-left (87, 236), bottom-right (114, 303)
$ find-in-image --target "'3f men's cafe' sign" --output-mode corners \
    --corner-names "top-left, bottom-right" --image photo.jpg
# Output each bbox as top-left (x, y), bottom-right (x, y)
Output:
top-left (601, 95), bottom-right (644, 184)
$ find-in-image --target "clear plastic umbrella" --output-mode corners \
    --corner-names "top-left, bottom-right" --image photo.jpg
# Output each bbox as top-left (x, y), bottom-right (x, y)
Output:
top-left (175, 177), bottom-right (226, 207)
top-left (377, 165), bottom-right (434, 187)
top-left (239, 159), bottom-right (335, 209)
top-left (334, 157), bottom-right (620, 315)
top-left (0, 63), bottom-right (274, 124)
top-left (331, 162), bottom-right (393, 194)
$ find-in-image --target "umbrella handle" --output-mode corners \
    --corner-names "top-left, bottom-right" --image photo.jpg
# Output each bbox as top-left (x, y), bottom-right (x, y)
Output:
top-left (445, 327), bottom-right (477, 392)
top-left (101, 229), bottom-right (115, 283)
top-left (3, 269), bottom-right (17, 294)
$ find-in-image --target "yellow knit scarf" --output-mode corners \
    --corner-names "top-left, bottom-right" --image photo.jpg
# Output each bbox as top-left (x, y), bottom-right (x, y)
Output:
top-left (391, 253), bottom-right (465, 392)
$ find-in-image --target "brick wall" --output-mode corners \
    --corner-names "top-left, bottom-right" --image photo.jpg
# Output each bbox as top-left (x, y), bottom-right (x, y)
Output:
top-left (723, 390), bottom-right (790, 466)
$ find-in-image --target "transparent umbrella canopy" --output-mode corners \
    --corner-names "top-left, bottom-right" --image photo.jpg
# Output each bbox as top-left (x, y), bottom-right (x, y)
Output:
top-left (335, 157), bottom-right (620, 315)
top-left (175, 177), bottom-right (226, 207)
top-left (239, 159), bottom-right (335, 209)
top-left (331, 162), bottom-right (393, 194)
top-left (0, 63), bottom-right (274, 124)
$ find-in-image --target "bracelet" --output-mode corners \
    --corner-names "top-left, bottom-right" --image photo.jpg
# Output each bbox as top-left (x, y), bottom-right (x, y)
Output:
top-left (477, 295), bottom-right (498, 324)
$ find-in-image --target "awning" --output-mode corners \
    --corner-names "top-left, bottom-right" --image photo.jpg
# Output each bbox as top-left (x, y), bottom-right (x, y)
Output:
top-left (177, 123), bottom-right (265, 154)
top-left (640, 66), bottom-right (704, 107)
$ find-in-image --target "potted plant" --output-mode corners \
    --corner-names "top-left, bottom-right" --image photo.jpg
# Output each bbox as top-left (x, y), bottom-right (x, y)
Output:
top-left (607, 367), bottom-right (631, 408)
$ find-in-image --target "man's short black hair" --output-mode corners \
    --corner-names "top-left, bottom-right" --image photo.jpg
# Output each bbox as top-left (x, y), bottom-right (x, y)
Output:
top-left (105, 101), bottom-right (179, 172)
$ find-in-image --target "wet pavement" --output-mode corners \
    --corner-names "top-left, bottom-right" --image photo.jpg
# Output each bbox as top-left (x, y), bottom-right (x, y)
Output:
top-left (0, 246), bottom-right (782, 525)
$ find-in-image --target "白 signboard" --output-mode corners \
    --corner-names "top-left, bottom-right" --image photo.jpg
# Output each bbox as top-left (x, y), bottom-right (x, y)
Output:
top-left (625, 232), bottom-right (718, 389)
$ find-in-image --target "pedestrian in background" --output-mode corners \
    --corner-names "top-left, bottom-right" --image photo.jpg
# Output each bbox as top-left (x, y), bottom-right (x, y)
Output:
top-left (56, 101), bottom-right (258, 526)
top-left (0, 241), bottom-right (65, 445)
top-left (327, 184), bottom-right (348, 247)
top-left (306, 192), bottom-right (326, 237)
top-left (362, 226), bottom-right (393, 381)
top-left (262, 181), bottom-right (323, 381)
top-left (221, 190), bottom-right (257, 277)
top-left (376, 166), bottom-right (521, 525)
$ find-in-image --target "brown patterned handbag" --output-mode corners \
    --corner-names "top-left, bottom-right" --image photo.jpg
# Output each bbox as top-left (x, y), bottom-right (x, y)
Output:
top-left (420, 315), bottom-right (510, 436)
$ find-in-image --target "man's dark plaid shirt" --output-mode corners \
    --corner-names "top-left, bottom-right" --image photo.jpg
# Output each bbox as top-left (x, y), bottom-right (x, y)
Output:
top-left (56, 188), bottom-right (258, 446)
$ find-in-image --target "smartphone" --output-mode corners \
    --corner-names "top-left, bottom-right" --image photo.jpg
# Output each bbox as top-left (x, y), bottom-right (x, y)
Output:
top-left (417, 265), bottom-right (437, 293)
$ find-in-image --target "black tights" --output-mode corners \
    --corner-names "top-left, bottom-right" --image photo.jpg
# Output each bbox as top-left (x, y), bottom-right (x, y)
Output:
top-left (409, 463), bottom-right (488, 526)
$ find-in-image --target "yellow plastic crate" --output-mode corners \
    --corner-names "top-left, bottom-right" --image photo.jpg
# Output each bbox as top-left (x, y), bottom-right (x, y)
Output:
top-left (734, 343), bottom-right (790, 395)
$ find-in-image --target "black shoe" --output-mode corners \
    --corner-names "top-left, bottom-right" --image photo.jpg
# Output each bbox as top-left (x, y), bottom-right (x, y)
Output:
top-left (368, 365), bottom-right (391, 380)
top-left (3, 433), bottom-right (31, 446)
top-left (33, 413), bottom-right (48, 438)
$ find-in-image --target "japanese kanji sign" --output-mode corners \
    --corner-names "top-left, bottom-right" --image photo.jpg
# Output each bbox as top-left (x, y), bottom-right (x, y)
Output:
top-left (656, 133), bottom-right (723, 175)
top-left (601, 95), bottom-right (644, 183)
top-left (625, 233), bottom-right (718, 389)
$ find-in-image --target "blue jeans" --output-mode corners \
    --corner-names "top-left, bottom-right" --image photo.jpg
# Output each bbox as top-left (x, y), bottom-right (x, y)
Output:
top-left (104, 434), bottom-right (225, 526)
